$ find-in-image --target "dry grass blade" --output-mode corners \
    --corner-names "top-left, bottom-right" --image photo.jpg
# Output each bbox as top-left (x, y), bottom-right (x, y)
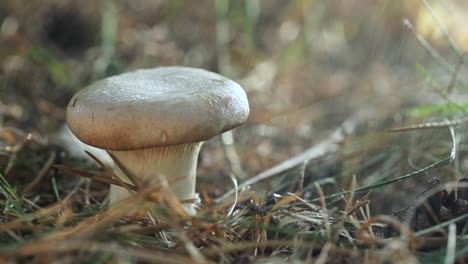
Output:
top-left (21, 151), bottom-right (56, 194)
top-left (444, 224), bottom-right (456, 264)
top-left (217, 109), bottom-right (369, 202)
top-left (285, 192), bottom-right (319, 211)
top-left (17, 189), bottom-right (167, 245)
top-left (314, 182), bottom-right (332, 241)
top-left (53, 165), bottom-right (138, 191)
top-left (356, 215), bottom-right (418, 250)
top-left (85, 150), bottom-right (136, 195)
top-left (226, 172), bottom-right (238, 217)
top-left (9, 240), bottom-right (197, 264)
top-left (202, 240), bottom-right (340, 257)
top-left (0, 201), bottom-right (70, 233)
top-left (106, 150), bottom-right (143, 188)
top-left (311, 126), bottom-right (456, 203)
top-left (3, 1), bottom-right (468, 263)
top-left (0, 127), bottom-right (42, 146)
top-left (446, 53), bottom-right (465, 94)
top-left (419, 0), bottom-right (463, 57)
top-left (316, 243), bottom-right (333, 264)
top-left (388, 118), bottom-right (468, 132)
top-left (402, 19), bottom-right (454, 75)
top-left (333, 176), bottom-right (362, 242)
top-left (221, 131), bottom-right (246, 179)
top-left (345, 196), bottom-right (370, 217)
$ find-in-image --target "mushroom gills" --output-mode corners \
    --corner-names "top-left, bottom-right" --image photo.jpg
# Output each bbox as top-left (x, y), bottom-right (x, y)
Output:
top-left (109, 142), bottom-right (202, 214)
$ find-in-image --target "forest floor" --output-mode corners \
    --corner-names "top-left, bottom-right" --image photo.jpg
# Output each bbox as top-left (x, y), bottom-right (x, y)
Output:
top-left (1, 1), bottom-right (468, 263)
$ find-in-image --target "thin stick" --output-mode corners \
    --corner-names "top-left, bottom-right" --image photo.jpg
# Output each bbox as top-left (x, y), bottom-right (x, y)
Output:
top-left (311, 126), bottom-right (456, 203)
top-left (106, 150), bottom-right (143, 188)
top-left (315, 182), bottom-right (331, 241)
top-left (51, 176), bottom-right (60, 201)
top-left (296, 162), bottom-right (306, 194)
top-left (217, 110), bottom-right (366, 202)
top-left (226, 173), bottom-right (238, 217)
top-left (419, 0), bottom-right (462, 58)
top-left (85, 150), bottom-right (135, 196)
top-left (444, 224), bottom-right (456, 264)
top-left (388, 118), bottom-right (468, 132)
top-left (22, 151), bottom-right (56, 194)
top-left (63, 178), bottom-right (86, 202)
top-left (53, 165), bottom-right (138, 191)
top-left (446, 53), bottom-right (465, 94)
top-left (403, 19), bottom-right (454, 75)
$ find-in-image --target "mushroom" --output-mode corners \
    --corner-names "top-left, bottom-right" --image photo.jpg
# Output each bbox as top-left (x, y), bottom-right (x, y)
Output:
top-left (66, 66), bottom-right (250, 214)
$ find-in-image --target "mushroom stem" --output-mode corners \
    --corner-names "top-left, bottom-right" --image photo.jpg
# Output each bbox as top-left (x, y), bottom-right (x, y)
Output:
top-left (109, 142), bottom-right (203, 214)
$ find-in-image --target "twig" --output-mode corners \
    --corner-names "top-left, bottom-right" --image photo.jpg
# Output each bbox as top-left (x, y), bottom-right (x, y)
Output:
top-left (446, 53), bottom-right (465, 94)
top-left (445, 224), bottom-right (456, 264)
top-left (85, 150), bottom-right (135, 196)
top-left (419, 0), bottom-right (463, 58)
top-left (217, 109), bottom-right (367, 202)
top-left (388, 118), bottom-right (468, 132)
top-left (315, 243), bottom-right (332, 264)
top-left (51, 176), bottom-right (60, 201)
top-left (11, 240), bottom-right (192, 264)
top-left (214, 0), bottom-right (247, 180)
top-left (22, 151), bottom-right (56, 194)
top-left (296, 162), bottom-right (306, 194)
top-left (107, 150), bottom-right (143, 188)
top-left (403, 19), bottom-right (454, 75)
top-left (221, 132), bottom-right (246, 179)
top-left (315, 182), bottom-right (331, 241)
top-left (226, 173), bottom-right (238, 217)
top-left (84, 179), bottom-right (91, 205)
top-left (63, 178), bottom-right (86, 202)
top-left (53, 165), bottom-right (138, 191)
top-left (311, 126), bottom-right (456, 203)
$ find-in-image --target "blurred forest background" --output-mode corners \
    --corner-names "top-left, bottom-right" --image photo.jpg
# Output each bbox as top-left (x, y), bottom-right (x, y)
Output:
top-left (1, 0), bottom-right (468, 262)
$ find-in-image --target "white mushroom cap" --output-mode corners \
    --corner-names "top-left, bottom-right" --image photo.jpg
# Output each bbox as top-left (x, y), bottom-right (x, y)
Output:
top-left (66, 66), bottom-right (250, 150)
